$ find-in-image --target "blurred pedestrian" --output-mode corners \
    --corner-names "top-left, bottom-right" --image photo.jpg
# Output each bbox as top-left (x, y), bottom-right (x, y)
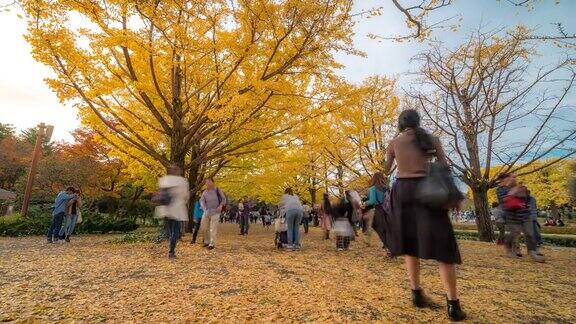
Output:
top-left (328, 190), bottom-right (362, 251)
top-left (154, 165), bottom-right (190, 258)
top-left (279, 188), bottom-right (304, 250)
top-left (199, 178), bottom-right (226, 249)
top-left (190, 199), bottom-right (203, 244)
top-left (59, 188), bottom-right (82, 242)
top-left (496, 174), bottom-right (543, 262)
top-left (239, 198), bottom-right (250, 235)
top-left (302, 202), bottom-right (311, 234)
top-left (527, 191), bottom-right (543, 250)
top-left (47, 186), bottom-right (77, 244)
top-left (492, 202), bottom-right (505, 245)
top-left (363, 172), bottom-right (387, 247)
top-left (318, 194), bottom-right (332, 240)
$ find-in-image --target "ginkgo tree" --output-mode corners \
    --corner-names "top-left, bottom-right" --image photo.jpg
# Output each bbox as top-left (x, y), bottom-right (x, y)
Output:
top-left (410, 28), bottom-right (576, 241)
top-left (304, 76), bottom-right (398, 197)
top-left (23, 0), bottom-right (359, 200)
top-left (221, 75), bottom-right (399, 203)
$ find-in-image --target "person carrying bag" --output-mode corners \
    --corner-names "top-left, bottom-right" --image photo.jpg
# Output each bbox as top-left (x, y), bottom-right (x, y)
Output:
top-left (383, 109), bottom-right (466, 322)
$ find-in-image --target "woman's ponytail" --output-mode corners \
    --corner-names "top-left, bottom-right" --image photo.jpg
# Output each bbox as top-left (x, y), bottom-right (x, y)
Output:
top-left (414, 127), bottom-right (435, 153)
top-left (398, 109), bottom-right (435, 153)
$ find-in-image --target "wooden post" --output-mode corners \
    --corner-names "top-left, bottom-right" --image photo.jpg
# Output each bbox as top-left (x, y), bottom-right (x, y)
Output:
top-left (21, 123), bottom-right (51, 217)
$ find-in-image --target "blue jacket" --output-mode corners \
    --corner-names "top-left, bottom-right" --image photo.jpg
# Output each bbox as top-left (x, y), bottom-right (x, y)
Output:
top-left (193, 200), bottom-right (204, 221)
top-left (366, 186), bottom-right (385, 207)
top-left (53, 192), bottom-right (74, 216)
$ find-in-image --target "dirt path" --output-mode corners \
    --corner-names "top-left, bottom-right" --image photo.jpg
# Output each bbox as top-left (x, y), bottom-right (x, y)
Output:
top-left (1, 224), bottom-right (575, 322)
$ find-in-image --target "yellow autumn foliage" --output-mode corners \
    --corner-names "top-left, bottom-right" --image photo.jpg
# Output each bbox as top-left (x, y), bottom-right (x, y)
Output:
top-left (22, 0), bottom-right (361, 196)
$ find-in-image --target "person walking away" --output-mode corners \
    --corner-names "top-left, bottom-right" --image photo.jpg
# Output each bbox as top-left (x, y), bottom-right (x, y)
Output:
top-left (200, 178), bottom-right (226, 249)
top-left (238, 198), bottom-right (250, 235)
top-left (318, 194), bottom-right (332, 240)
top-left (329, 190), bottom-right (361, 251)
top-left (492, 202), bottom-right (505, 245)
top-left (302, 202), bottom-right (311, 234)
top-left (527, 191), bottom-right (543, 252)
top-left (47, 187), bottom-right (77, 243)
top-left (383, 109), bottom-right (466, 321)
top-left (190, 200), bottom-right (203, 244)
top-left (154, 165), bottom-right (190, 258)
top-left (496, 174), bottom-right (543, 262)
top-left (261, 207), bottom-right (266, 227)
top-left (504, 184), bottom-right (543, 259)
top-left (59, 188), bottom-right (82, 242)
top-left (311, 208), bottom-right (319, 227)
top-left (279, 188), bottom-right (304, 250)
top-left (364, 172), bottom-right (388, 247)
top-left (264, 210), bottom-right (272, 228)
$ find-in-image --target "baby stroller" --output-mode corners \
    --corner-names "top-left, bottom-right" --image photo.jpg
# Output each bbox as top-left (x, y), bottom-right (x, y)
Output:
top-left (274, 212), bottom-right (288, 249)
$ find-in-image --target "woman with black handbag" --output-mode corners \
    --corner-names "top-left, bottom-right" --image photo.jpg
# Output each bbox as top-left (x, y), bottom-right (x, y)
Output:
top-left (383, 109), bottom-right (465, 321)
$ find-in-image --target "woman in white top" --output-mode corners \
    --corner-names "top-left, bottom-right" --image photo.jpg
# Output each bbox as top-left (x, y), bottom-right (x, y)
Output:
top-left (278, 188), bottom-right (304, 250)
top-left (154, 165), bottom-right (190, 258)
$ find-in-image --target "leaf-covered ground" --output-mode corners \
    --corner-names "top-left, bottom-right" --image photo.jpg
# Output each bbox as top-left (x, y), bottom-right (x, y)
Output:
top-left (1, 224), bottom-right (575, 323)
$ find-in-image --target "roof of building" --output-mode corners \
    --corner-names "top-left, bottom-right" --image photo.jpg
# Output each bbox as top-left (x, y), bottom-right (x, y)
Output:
top-left (0, 189), bottom-right (17, 200)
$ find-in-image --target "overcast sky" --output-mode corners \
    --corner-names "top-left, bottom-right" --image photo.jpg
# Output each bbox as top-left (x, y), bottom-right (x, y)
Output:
top-left (0, 0), bottom-right (574, 142)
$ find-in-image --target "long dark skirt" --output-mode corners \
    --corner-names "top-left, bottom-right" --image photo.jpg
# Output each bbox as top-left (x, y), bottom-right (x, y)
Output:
top-left (372, 205), bottom-right (388, 248)
top-left (387, 177), bottom-right (462, 264)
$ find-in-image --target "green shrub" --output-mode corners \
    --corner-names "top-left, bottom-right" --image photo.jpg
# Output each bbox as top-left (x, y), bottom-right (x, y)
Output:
top-left (454, 230), bottom-right (576, 247)
top-left (0, 214), bottom-right (51, 236)
top-left (0, 211), bottom-right (138, 236)
top-left (540, 234), bottom-right (576, 248)
top-left (453, 223), bottom-right (576, 236)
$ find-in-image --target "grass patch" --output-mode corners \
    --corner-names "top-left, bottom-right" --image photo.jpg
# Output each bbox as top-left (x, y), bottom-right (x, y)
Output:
top-left (108, 232), bottom-right (156, 244)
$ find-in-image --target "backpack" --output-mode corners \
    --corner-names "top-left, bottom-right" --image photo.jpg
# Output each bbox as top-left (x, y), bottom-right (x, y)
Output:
top-left (216, 188), bottom-right (227, 212)
top-left (503, 195), bottom-right (526, 211)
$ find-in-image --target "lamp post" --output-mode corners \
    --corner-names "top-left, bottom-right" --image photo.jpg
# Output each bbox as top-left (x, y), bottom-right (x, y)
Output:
top-left (21, 123), bottom-right (53, 217)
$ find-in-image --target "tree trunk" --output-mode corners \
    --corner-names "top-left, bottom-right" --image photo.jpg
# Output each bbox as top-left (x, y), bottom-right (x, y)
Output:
top-left (308, 186), bottom-right (317, 205)
top-left (129, 186), bottom-right (143, 209)
top-left (471, 185), bottom-right (494, 242)
top-left (323, 161), bottom-right (329, 194)
top-left (337, 165), bottom-right (344, 197)
top-left (185, 150), bottom-right (202, 233)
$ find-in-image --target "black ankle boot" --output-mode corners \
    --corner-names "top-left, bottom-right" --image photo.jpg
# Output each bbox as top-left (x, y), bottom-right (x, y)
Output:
top-left (447, 298), bottom-right (466, 321)
top-left (411, 289), bottom-right (427, 308)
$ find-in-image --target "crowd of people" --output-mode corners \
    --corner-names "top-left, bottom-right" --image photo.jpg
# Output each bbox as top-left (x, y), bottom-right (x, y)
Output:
top-left (46, 109), bottom-right (572, 322)
top-left (148, 109), bottom-right (467, 321)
